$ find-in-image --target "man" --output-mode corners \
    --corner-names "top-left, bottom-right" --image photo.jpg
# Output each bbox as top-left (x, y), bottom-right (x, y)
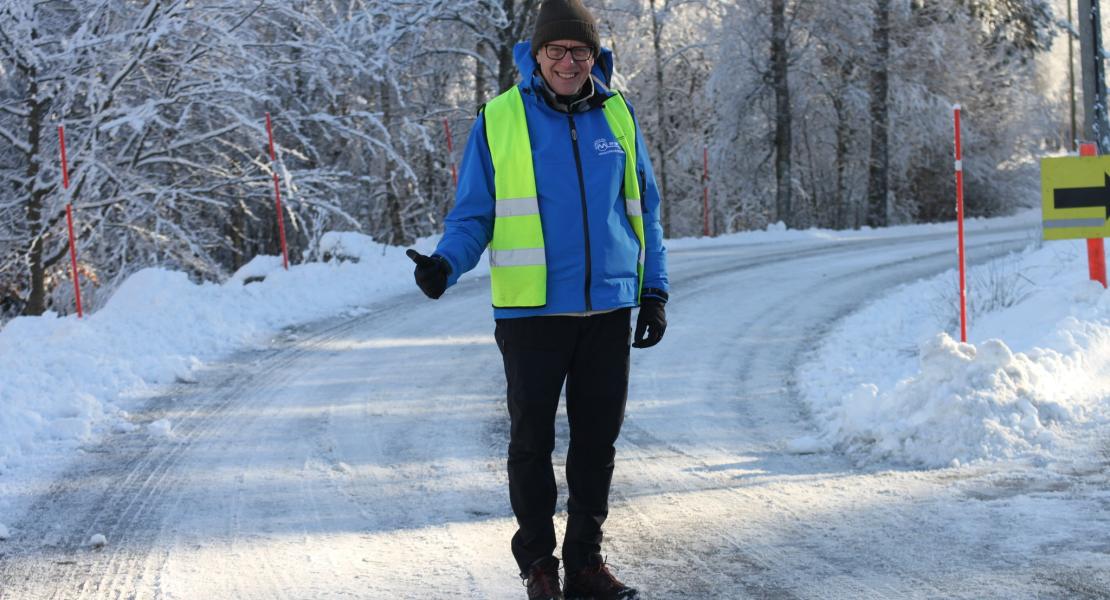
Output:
top-left (406, 1), bottom-right (668, 598)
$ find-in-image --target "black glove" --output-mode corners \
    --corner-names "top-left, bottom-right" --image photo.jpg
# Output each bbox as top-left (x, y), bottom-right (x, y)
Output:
top-left (632, 289), bottom-right (668, 349)
top-left (406, 249), bottom-right (451, 299)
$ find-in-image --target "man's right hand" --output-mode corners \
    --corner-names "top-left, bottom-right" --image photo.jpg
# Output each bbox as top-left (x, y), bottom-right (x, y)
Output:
top-left (406, 249), bottom-right (451, 299)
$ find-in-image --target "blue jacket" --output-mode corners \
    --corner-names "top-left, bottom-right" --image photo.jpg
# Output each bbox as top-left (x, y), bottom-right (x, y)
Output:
top-left (434, 42), bottom-right (669, 319)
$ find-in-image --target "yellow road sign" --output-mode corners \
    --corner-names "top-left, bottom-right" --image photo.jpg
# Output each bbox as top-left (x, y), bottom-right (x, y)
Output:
top-left (1041, 155), bottom-right (1110, 240)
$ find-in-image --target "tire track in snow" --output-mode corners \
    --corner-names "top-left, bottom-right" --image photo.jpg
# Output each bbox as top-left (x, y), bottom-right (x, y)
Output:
top-left (610, 229), bottom-right (1038, 598)
top-left (0, 310), bottom-right (382, 599)
top-left (288, 297), bottom-right (511, 597)
top-left (81, 328), bottom-right (340, 600)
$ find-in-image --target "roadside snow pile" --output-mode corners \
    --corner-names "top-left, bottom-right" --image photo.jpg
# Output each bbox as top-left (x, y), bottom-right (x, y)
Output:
top-left (319, 231), bottom-right (388, 263)
top-left (813, 333), bottom-right (1077, 466)
top-left (0, 232), bottom-right (446, 479)
top-left (799, 241), bottom-right (1110, 467)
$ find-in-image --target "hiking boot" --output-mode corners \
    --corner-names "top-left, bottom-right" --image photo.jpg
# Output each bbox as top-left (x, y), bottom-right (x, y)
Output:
top-left (522, 556), bottom-right (563, 600)
top-left (563, 558), bottom-right (638, 600)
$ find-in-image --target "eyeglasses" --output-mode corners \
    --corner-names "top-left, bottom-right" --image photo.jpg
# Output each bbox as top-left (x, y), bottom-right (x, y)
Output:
top-left (544, 44), bottom-right (595, 62)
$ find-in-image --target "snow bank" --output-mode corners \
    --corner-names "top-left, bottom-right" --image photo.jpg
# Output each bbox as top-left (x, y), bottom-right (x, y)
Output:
top-left (0, 232), bottom-right (448, 479)
top-left (799, 241), bottom-right (1110, 467)
top-left (665, 208), bottom-right (1039, 251)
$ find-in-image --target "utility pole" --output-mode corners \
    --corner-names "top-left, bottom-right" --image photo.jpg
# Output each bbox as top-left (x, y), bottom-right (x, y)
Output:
top-left (1079, 0), bottom-right (1109, 151)
top-left (1078, 0), bottom-right (1108, 287)
top-left (1070, 0), bottom-right (1078, 150)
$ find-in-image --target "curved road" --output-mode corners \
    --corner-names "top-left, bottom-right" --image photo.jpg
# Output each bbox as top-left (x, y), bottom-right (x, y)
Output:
top-left (2, 223), bottom-right (1107, 598)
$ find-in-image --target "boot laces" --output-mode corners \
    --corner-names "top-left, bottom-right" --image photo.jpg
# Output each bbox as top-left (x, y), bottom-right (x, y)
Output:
top-left (573, 557), bottom-right (624, 590)
top-left (523, 562), bottom-right (561, 597)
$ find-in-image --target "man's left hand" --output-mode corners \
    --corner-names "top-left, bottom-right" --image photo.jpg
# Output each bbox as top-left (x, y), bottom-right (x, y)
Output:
top-left (632, 295), bottom-right (667, 349)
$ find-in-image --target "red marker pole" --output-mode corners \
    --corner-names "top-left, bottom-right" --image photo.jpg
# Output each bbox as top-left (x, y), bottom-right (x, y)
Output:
top-left (58, 125), bottom-right (83, 318)
top-left (443, 118), bottom-right (458, 189)
top-left (1079, 141), bottom-right (1107, 286)
top-left (702, 144), bottom-right (711, 237)
top-left (953, 105), bottom-right (967, 343)
top-left (265, 113), bottom-right (289, 270)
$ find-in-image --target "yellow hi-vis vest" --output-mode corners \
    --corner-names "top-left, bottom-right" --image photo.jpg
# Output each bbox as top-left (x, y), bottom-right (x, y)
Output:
top-left (483, 86), bottom-right (647, 308)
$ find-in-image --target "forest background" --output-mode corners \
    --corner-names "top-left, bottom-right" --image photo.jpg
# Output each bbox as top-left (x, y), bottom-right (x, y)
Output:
top-left (0, 0), bottom-right (1071, 320)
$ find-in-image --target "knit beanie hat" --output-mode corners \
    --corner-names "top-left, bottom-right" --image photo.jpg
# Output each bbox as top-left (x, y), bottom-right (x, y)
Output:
top-left (530, 0), bottom-right (600, 57)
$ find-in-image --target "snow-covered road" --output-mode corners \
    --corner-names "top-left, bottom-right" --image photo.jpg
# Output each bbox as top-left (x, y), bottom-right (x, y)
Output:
top-left (3, 224), bottom-right (1108, 599)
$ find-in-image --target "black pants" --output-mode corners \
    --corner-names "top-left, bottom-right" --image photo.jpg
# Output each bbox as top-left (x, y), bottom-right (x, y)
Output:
top-left (494, 308), bottom-right (632, 575)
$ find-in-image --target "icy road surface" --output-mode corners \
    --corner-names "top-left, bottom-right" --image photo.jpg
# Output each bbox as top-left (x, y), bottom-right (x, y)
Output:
top-left (2, 225), bottom-right (1108, 599)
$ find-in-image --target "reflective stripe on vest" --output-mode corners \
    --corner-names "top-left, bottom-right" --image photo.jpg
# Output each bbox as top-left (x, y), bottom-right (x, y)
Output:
top-left (485, 87), bottom-right (546, 308)
top-left (483, 86), bottom-right (647, 308)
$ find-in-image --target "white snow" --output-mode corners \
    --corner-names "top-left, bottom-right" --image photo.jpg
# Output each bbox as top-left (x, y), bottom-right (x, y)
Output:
top-left (4, 208), bottom-right (1110, 596)
top-left (0, 217), bottom-right (1035, 481)
top-left (0, 232), bottom-right (454, 520)
top-left (147, 419), bottom-right (173, 438)
top-left (0, 208), bottom-right (1098, 526)
top-left (0, 522), bottom-right (9, 540)
top-left (88, 533), bottom-right (107, 548)
top-left (799, 238), bottom-right (1110, 468)
top-left (0, 213), bottom-right (1043, 499)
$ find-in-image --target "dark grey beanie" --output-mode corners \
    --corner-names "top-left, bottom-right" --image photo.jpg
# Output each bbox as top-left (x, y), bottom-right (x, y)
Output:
top-left (530, 0), bottom-right (600, 57)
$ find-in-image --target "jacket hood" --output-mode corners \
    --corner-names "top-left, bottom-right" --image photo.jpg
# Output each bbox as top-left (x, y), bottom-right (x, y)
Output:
top-left (513, 40), bottom-right (614, 93)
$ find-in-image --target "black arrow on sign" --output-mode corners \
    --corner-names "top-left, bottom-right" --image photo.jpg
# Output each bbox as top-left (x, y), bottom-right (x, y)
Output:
top-left (1054, 173), bottom-right (1110, 221)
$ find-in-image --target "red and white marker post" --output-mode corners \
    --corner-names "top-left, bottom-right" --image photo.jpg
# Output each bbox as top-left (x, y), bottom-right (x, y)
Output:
top-left (265, 113), bottom-right (290, 270)
top-left (58, 125), bottom-right (84, 318)
top-left (702, 144), bottom-right (711, 237)
top-left (1078, 141), bottom-right (1108, 287)
top-left (443, 118), bottom-right (458, 190)
top-left (953, 105), bottom-right (967, 343)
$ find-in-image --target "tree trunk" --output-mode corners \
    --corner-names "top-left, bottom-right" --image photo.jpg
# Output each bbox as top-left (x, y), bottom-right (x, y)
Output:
top-left (866, 0), bottom-right (891, 228)
top-left (833, 85), bottom-right (851, 230)
top-left (497, 37), bottom-right (516, 94)
top-left (835, 109), bottom-right (851, 229)
top-left (649, 0), bottom-right (671, 238)
top-left (476, 41), bottom-right (489, 106)
top-left (379, 80), bottom-right (408, 246)
top-left (498, 0), bottom-right (538, 94)
top-left (23, 72), bottom-right (49, 316)
top-left (771, 0), bottom-right (792, 226)
top-left (229, 201), bottom-right (247, 271)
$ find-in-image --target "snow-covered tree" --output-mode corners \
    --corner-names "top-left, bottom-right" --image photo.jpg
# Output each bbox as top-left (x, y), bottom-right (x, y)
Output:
top-left (0, 0), bottom-right (1063, 324)
top-left (706, 0), bottom-right (1055, 232)
top-left (0, 0), bottom-right (503, 318)
top-left (593, 0), bottom-right (721, 236)
top-left (0, 1), bottom-right (260, 316)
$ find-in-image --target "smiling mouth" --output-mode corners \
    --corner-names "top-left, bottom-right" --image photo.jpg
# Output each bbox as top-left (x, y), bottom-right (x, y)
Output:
top-left (555, 71), bottom-right (579, 80)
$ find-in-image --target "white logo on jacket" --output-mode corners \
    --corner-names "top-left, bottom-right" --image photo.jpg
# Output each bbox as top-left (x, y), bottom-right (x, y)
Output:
top-left (593, 139), bottom-right (624, 156)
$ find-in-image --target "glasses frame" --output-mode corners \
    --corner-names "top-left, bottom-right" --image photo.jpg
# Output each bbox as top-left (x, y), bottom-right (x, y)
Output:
top-left (543, 44), bottom-right (595, 62)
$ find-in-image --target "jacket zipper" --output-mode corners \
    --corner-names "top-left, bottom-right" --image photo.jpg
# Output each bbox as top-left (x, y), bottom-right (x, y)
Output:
top-left (639, 168), bottom-right (646, 214)
top-left (567, 114), bottom-right (593, 312)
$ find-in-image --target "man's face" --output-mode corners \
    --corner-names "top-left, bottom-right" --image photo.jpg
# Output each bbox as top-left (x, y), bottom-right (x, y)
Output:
top-left (536, 39), bottom-right (595, 97)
